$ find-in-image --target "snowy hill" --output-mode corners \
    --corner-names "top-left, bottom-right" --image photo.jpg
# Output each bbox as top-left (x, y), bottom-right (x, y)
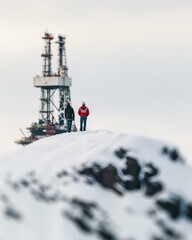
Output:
top-left (0, 130), bottom-right (192, 240)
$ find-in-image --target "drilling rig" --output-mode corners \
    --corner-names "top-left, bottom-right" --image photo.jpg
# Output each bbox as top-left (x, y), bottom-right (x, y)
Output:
top-left (15, 32), bottom-right (75, 145)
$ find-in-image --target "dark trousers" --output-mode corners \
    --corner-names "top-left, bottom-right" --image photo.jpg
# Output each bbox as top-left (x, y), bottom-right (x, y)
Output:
top-left (80, 117), bottom-right (87, 131)
top-left (66, 119), bottom-right (73, 132)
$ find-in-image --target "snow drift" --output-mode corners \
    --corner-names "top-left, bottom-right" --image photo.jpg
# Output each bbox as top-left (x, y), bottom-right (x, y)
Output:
top-left (0, 130), bottom-right (191, 240)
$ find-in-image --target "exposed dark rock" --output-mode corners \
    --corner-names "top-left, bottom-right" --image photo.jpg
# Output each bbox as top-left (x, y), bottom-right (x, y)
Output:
top-left (97, 226), bottom-right (117, 240)
top-left (144, 163), bottom-right (159, 182)
top-left (162, 146), bottom-right (169, 155)
top-left (97, 165), bottom-right (117, 188)
top-left (84, 177), bottom-right (95, 185)
top-left (145, 181), bottom-right (163, 196)
top-left (114, 148), bottom-right (127, 159)
top-left (186, 203), bottom-right (192, 220)
top-left (78, 163), bottom-right (101, 178)
top-left (0, 144), bottom-right (190, 240)
top-left (20, 179), bottom-right (30, 187)
top-left (78, 158), bottom-right (163, 193)
top-left (39, 184), bottom-right (51, 192)
top-left (71, 198), bottom-right (97, 209)
top-left (56, 170), bottom-right (69, 178)
top-left (123, 178), bottom-right (141, 190)
top-left (63, 197), bottom-right (118, 239)
top-left (147, 208), bottom-right (156, 216)
top-left (4, 206), bottom-right (22, 221)
top-left (163, 226), bottom-right (181, 239)
top-left (121, 156), bottom-right (141, 190)
top-left (71, 198), bottom-right (97, 219)
top-left (123, 156), bottom-right (141, 179)
top-left (161, 146), bottom-right (184, 163)
top-left (169, 149), bottom-right (181, 162)
top-left (156, 220), bottom-right (182, 239)
top-left (64, 211), bottom-right (92, 233)
top-left (78, 163), bottom-right (121, 193)
top-left (31, 188), bottom-right (60, 203)
top-left (10, 182), bottom-right (20, 192)
top-left (156, 196), bottom-right (181, 219)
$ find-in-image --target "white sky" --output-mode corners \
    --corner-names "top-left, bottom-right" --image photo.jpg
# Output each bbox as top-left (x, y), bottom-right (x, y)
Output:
top-left (0, 0), bottom-right (192, 160)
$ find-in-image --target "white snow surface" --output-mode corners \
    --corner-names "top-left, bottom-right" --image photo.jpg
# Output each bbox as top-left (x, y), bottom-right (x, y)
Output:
top-left (0, 130), bottom-right (191, 240)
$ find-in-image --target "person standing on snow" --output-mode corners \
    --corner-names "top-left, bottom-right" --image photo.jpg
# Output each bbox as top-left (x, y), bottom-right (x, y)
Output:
top-left (78, 102), bottom-right (89, 131)
top-left (64, 102), bottom-right (75, 132)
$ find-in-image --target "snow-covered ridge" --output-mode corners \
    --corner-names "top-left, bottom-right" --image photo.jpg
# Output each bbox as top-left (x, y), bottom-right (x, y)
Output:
top-left (0, 130), bottom-right (191, 240)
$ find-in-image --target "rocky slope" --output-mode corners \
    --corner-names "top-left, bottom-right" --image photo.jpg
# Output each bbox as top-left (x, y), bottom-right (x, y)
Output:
top-left (0, 130), bottom-right (191, 240)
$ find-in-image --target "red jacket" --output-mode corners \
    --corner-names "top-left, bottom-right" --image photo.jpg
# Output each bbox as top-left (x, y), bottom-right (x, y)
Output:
top-left (78, 105), bottom-right (89, 117)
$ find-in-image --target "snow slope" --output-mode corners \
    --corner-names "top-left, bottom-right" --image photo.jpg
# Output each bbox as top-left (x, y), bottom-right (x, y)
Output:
top-left (0, 130), bottom-right (191, 240)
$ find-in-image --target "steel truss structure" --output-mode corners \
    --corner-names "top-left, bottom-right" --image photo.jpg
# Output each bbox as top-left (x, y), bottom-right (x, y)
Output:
top-left (15, 32), bottom-right (74, 145)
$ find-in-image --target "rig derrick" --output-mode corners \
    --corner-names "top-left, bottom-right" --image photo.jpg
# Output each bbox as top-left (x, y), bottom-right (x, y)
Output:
top-left (15, 32), bottom-right (75, 146)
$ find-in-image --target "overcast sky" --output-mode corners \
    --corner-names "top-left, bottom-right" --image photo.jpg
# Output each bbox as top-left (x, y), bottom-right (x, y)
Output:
top-left (0, 0), bottom-right (192, 160)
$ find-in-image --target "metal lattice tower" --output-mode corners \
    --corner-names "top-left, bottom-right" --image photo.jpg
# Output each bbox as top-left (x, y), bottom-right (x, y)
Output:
top-left (39, 33), bottom-right (54, 124)
top-left (34, 32), bottom-right (72, 126)
top-left (56, 35), bottom-right (71, 125)
top-left (41, 32), bottom-right (54, 76)
top-left (15, 32), bottom-right (74, 146)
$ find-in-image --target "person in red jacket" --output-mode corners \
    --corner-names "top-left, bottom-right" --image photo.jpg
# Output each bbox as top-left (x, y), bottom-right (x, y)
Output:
top-left (78, 102), bottom-right (90, 131)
